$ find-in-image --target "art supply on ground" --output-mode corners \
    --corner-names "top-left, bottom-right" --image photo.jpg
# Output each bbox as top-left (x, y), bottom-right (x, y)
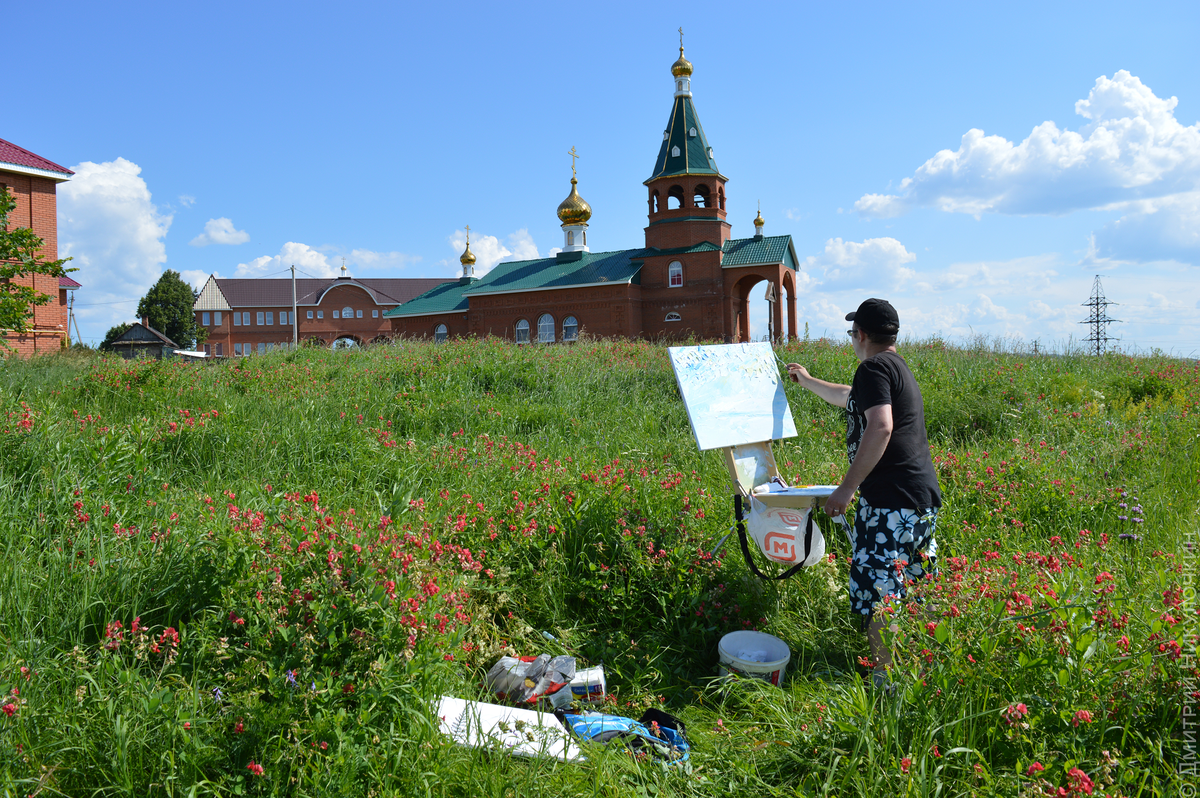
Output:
top-left (718, 630), bottom-right (791, 686)
top-left (437, 696), bottom-right (584, 762)
top-left (568, 665), bottom-right (607, 704)
top-left (555, 707), bottom-right (691, 768)
top-left (485, 654), bottom-right (576, 704)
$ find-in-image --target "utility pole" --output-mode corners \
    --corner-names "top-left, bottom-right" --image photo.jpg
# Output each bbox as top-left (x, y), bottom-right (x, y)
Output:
top-left (1080, 274), bottom-right (1120, 356)
top-left (291, 264), bottom-right (298, 347)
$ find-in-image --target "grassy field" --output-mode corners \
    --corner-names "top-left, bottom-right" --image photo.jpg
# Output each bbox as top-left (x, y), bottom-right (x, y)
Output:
top-left (0, 337), bottom-right (1194, 797)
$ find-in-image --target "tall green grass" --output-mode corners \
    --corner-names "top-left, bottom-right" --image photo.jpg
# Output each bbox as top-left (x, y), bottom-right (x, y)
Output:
top-left (0, 338), bottom-right (1194, 796)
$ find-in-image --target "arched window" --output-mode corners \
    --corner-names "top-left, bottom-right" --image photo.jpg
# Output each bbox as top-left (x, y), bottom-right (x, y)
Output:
top-left (567, 230), bottom-right (574, 245)
top-left (651, 190), bottom-right (660, 213)
top-left (342, 306), bottom-right (353, 319)
top-left (718, 187), bottom-right (726, 210)
top-left (537, 313), bottom-right (555, 344)
top-left (670, 146), bottom-right (680, 158)
top-left (694, 184), bottom-right (710, 208)
top-left (515, 319), bottom-right (530, 344)
top-left (562, 316), bottom-right (579, 341)
top-left (665, 312), bottom-right (682, 322)
top-left (668, 261), bottom-right (683, 288)
top-left (434, 323), bottom-right (448, 343)
top-left (667, 185), bottom-right (685, 210)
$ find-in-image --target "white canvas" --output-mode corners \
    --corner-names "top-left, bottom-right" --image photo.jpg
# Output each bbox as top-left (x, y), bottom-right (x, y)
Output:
top-left (668, 343), bottom-right (798, 450)
top-left (436, 696), bottom-right (584, 762)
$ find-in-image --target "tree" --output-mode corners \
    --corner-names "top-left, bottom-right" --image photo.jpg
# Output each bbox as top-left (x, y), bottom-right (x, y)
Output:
top-left (99, 322), bottom-right (132, 351)
top-left (0, 186), bottom-right (73, 338)
top-left (136, 270), bottom-right (205, 350)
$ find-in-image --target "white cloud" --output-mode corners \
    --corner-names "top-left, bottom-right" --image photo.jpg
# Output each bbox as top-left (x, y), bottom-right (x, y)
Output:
top-left (802, 237), bottom-right (917, 290)
top-left (347, 248), bottom-right (421, 271)
top-left (189, 217), bottom-right (249, 246)
top-left (236, 242), bottom-right (336, 278)
top-left (446, 228), bottom-right (541, 275)
top-left (1091, 190), bottom-right (1200, 262)
top-left (855, 71), bottom-right (1200, 222)
top-left (179, 270), bottom-right (210, 291)
top-left (178, 195), bottom-right (195, 207)
top-left (58, 157), bottom-right (172, 337)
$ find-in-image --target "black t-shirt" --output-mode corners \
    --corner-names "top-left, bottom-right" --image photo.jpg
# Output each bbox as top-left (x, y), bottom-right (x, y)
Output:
top-left (846, 350), bottom-right (942, 510)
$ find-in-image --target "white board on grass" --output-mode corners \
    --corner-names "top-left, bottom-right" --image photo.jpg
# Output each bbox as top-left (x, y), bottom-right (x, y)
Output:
top-left (436, 696), bottom-right (584, 762)
top-left (668, 343), bottom-right (798, 451)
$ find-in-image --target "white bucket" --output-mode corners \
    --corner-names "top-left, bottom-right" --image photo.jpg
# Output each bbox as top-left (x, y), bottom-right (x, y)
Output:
top-left (717, 631), bottom-right (790, 686)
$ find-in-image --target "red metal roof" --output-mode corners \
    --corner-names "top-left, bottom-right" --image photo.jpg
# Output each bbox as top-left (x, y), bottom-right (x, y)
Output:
top-left (215, 277), bottom-right (451, 307)
top-left (59, 275), bottom-right (81, 289)
top-left (0, 138), bottom-right (74, 176)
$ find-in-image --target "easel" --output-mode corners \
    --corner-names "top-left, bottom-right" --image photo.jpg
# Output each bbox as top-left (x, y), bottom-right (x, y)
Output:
top-left (721, 441), bottom-right (835, 580)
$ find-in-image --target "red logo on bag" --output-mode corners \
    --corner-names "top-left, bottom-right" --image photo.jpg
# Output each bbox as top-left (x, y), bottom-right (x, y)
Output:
top-left (763, 531), bottom-right (797, 562)
top-left (777, 511), bottom-right (804, 526)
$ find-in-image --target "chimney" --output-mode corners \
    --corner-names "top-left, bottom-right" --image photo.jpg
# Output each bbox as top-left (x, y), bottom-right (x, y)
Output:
top-left (142, 316), bottom-right (149, 328)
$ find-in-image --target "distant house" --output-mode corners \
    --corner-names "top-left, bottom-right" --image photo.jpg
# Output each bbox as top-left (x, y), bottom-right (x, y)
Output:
top-left (0, 137), bottom-right (79, 355)
top-left (109, 317), bottom-right (179, 360)
top-left (193, 268), bottom-right (451, 356)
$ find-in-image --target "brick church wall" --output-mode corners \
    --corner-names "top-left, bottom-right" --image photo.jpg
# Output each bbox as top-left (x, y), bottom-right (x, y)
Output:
top-left (1, 171), bottom-right (68, 355)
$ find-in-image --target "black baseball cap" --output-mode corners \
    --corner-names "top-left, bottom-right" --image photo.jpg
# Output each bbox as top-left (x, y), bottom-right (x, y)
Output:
top-left (846, 298), bottom-right (900, 335)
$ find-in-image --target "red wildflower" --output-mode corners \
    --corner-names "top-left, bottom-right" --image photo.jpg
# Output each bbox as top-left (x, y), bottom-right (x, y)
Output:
top-left (1072, 709), bottom-right (1093, 727)
top-left (1066, 766), bottom-right (1094, 794)
top-left (1, 703), bottom-right (14, 717)
top-left (900, 757), bottom-right (911, 774)
top-left (1003, 702), bottom-right (1028, 725)
top-left (234, 721), bottom-right (244, 734)
top-left (1025, 761), bottom-right (1044, 776)
top-left (247, 761), bottom-right (264, 776)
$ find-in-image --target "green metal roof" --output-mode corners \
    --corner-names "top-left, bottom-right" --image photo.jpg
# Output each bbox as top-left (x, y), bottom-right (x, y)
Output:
top-left (646, 95), bottom-right (726, 182)
top-left (383, 279), bottom-right (474, 318)
top-left (722, 235), bottom-right (799, 270)
top-left (462, 248), bottom-right (646, 295)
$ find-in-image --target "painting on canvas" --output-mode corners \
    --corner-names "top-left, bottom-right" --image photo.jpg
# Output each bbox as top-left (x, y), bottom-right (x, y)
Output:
top-left (668, 342), bottom-right (798, 451)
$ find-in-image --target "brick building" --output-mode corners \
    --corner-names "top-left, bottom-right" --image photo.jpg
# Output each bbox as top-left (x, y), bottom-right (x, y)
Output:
top-left (192, 271), bottom-right (449, 356)
top-left (386, 46), bottom-right (800, 343)
top-left (0, 138), bottom-right (78, 355)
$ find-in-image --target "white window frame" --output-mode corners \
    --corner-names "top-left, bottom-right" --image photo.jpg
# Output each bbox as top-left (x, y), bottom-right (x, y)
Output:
top-left (562, 316), bottom-right (579, 342)
top-left (537, 313), bottom-right (555, 344)
top-left (266, 311), bottom-right (274, 325)
top-left (234, 313), bottom-right (241, 327)
top-left (214, 311), bottom-right (222, 326)
top-left (668, 261), bottom-right (683, 288)
top-left (434, 323), bottom-right (448, 343)
top-left (256, 312), bottom-right (265, 326)
top-left (317, 311), bottom-right (324, 319)
top-left (258, 342), bottom-right (266, 354)
top-left (332, 311), bottom-right (339, 319)
top-left (242, 312), bottom-right (251, 326)
top-left (307, 310), bottom-right (314, 319)
top-left (201, 312), bottom-right (210, 326)
top-left (665, 312), bottom-right (682, 322)
top-left (515, 319), bottom-right (530, 344)
top-left (234, 343), bottom-right (242, 355)
top-left (343, 306), bottom-right (354, 319)
top-left (372, 309), bottom-right (379, 318)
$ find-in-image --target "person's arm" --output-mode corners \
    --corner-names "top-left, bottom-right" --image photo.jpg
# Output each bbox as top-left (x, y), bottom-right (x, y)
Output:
top-left (823, 403), bottom-right (893, 517)
top-left (787, 363), bottom-right (850, 408)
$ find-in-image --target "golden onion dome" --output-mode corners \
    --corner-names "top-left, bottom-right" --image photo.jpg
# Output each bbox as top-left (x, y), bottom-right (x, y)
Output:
top-left (460, 240), bottom-right (476, 267)
top-left (754, 209), bottom-right (765, 227)
top-left (557, 177), bottom-right (592, 225)
top-left (671, 47), bottom-right (693, 78)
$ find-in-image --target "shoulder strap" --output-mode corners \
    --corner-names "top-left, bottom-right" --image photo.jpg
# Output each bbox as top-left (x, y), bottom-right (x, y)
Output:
top-left (734, 495), bottom-right (812, 581)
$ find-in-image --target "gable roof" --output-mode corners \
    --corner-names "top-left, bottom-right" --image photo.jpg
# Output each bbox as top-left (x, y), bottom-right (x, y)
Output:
top-left (646, 95), bottom-right (725, 183)
top-left (194, 276), bottom-right (452, 310)
top-left (0, 138), bottom-right (74, 182)
top-left (721, 235), bottom-right (799, 269)
top-left (112, 322), bottom-right (179, 349)
top-left (382, 279), bottom-right (475, 318)
top-left (59, 275), bottom-right (82, 289)
top-left (463, 248), bottom-right (646, 296)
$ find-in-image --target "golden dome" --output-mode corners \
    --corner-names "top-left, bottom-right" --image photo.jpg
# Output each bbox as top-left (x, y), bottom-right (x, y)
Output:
top-left (671, 47), bottom-right (693, 78)
top-left (754, 209), bottom-right (765, 227)
top-left (460, 240), bottom-right (476, 266)
top-left (557, 177), bottom-right (592, 225)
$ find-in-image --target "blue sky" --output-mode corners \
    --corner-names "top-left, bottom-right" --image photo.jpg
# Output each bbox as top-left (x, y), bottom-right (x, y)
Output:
top-left (10, 1), bottom-right (1200, 354)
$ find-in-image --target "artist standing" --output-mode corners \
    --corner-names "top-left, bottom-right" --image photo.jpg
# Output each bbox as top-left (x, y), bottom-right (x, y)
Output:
top-left (786, 298), bottom-right (941, 685)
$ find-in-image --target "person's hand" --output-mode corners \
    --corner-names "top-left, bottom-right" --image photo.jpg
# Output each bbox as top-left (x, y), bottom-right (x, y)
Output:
top-left (786, 363), bottom-right (810, 384)
top-left (823, 484), bottom-right (855, 518)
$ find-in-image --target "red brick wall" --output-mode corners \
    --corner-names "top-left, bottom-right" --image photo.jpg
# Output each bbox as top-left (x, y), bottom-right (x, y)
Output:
top-left (389, 312), bottom-right (469, 341)
top-left (462, 283), bottom-right (642, 341)
top-left (1, 170), bottom-right (68, 355)
top-left (199, 284), bottom-right (401, 355)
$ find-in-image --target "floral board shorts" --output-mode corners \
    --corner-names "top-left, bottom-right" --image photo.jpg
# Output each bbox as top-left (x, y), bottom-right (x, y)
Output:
top-left (849, 502), bottom-right (939, 619)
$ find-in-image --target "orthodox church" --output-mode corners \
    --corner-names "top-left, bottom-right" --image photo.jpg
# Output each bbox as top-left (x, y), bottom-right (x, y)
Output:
top-left (386, 43), bottom-right (801, 344)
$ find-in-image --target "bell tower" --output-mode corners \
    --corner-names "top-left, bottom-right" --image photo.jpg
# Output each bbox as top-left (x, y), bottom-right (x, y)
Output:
top-left (644, 33), bottom-right (730, 251)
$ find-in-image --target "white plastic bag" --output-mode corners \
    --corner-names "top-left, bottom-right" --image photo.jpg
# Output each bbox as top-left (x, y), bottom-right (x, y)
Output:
top-left (746, 496), bottom-right (825, 568)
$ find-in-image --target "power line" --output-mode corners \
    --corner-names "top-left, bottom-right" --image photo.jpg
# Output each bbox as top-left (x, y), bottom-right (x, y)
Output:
top-left (1080, 274), bottom-right (1120, 356)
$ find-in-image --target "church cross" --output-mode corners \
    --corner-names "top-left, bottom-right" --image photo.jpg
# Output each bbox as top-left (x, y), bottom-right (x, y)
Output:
top-left (568, 146), bottom-right (580, 179)
top-left (464, 224), bottom-right (471, 243)
top-left (678, 26), bottom-right (684, 50)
